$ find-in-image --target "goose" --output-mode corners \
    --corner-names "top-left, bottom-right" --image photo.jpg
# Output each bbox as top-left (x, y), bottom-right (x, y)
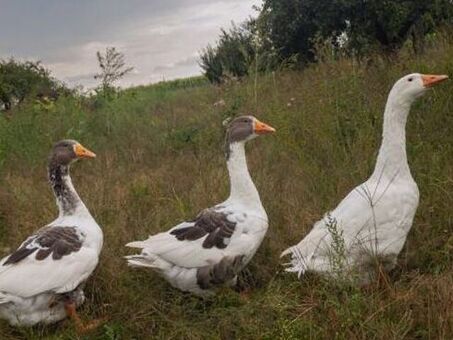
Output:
top-left (0, 140), bottom-right (104, 331)
top-left (282, 73), bottom-right (448, 283)
top-left (125, 115), bottom-right (275, 296)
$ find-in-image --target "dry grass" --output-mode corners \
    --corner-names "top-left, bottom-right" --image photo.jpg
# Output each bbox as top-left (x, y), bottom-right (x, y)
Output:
top-left (0, 36), bottom-right (452, 339)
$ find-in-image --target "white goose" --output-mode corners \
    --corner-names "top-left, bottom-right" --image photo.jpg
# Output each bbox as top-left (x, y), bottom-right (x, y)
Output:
top-left (0, 140), bottom-right (103, 331)
top-left (282, 73), bottom-right (448, 282)
top-left (126, 115), bottom-right (275, 296)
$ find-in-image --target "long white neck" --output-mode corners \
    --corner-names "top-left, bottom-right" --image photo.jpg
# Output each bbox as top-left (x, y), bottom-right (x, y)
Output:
top-left (226, 142), bottom-right (262, 207)
top-left (373, 91), bottom-right (412, 178)
top-left (48, 164), bottom-right (90, 217)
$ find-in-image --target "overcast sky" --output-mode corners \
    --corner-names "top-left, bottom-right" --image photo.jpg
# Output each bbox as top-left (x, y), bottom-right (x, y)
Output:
top-left (0, 0), bottom-right (260, 88)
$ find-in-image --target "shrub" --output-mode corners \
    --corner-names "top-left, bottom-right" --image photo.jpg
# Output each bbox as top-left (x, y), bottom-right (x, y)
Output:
top-left (0, 59), bottom-right (62, 111)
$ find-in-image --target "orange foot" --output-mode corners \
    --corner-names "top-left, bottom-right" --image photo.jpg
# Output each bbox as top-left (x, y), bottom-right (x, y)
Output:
top-left (239, 288), bottom-right (252, 301)
top-left (64, 301), bottom-right (108, 334)
top-left (77, 316), bottom-right (108, 333)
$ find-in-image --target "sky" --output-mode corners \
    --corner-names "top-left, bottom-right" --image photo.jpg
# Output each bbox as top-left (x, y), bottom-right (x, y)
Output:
top-left (0, 0), bottom-right (261, 88)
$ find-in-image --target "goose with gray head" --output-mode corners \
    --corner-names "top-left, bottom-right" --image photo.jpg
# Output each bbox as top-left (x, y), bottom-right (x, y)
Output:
top-left (125, 115), bottom-right (275, 296)
top-left (282, 73), bottom-right (448, 283)
top-left (0, 140), bottom-right (104, 332)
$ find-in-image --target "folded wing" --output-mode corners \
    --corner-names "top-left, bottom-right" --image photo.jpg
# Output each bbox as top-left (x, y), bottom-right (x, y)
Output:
top-left (0, 226), bottom-right (98, 299)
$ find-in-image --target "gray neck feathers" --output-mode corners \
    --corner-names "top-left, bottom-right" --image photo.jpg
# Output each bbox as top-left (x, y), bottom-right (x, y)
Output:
top-left (48, 161), bottom-right (82, 216)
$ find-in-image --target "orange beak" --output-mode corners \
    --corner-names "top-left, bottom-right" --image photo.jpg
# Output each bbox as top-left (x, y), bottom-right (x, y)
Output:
top-left (74, 143), bottom-right (96, 159)
top-left (254, 118), bottom-right (276, 135)
top-left (422, 74), bottom-right (449, 88)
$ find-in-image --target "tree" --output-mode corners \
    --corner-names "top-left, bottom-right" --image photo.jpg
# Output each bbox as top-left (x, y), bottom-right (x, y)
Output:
top-left (343, 0), bottom-right (453, 56)
top-left (257, 0), bottom-right (348, 64)
top-left (0, 59), bottom-right (60, 111)
top-left (201, 0), bottom-right (453, 82)
top-left (258, 0), bottom-right (453, 60)
top-left (199, 45), bottom-right (224, 84)
top-left (199, 22), bottom-right (255, 83)
top-left (94, 47), bottom-right (133, 93)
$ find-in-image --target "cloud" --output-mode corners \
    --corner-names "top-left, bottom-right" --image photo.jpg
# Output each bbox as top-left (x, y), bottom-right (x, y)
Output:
top-left (0, 0), bottom-right (261, 88)
top-left (152, 55), bottom-right (199, 73)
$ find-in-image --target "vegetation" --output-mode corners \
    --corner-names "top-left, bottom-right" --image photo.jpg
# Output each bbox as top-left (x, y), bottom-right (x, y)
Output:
top-left (0, 29), bottom-right (451, 338)
top-left (258, 0), bottom-right (453, 58)
top-left (0, 59), bottom-right (63, 111)
top-left (200, 0), bottom-right (453, 83)
top-left (94, 47), bottom-right (133, 96)
top-left (0, 47), bottom-right (132, 113)
top-left (199, 22), bottom-right (257, 84)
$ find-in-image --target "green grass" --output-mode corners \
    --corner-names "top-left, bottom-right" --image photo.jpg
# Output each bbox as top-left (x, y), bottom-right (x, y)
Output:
top-left (0, 36), bottom-right (452, 339)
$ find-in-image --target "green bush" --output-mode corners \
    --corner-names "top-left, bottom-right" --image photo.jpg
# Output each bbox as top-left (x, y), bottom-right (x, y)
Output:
top-left (0, 59), bottom-right (63, 111)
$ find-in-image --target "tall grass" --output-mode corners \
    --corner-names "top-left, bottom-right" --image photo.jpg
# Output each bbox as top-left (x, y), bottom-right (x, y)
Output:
top-left (0, 36), bottom-right (452, 339)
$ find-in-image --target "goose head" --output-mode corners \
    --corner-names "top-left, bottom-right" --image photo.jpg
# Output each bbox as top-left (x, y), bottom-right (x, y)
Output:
top-left (224, 115), bottom-right (275, 160)
top-left (390, 73), bottom-right (448, 106)
top-left (226, 115), bottom-right (275, 144)
top-left (49, 139), bottom-right (96, 166)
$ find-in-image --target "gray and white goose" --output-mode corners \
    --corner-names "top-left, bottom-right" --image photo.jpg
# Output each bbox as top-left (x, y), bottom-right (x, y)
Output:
top-left (126, 115), bottom-right (275, 296)
top-left (282, 73), bottom-right (448, 282)
top-left (0, 140), bottom-right (103, 331)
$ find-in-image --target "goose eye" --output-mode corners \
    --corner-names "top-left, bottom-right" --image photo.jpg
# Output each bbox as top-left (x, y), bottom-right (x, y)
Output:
top-left (408, 77), bottom-right (413, 82)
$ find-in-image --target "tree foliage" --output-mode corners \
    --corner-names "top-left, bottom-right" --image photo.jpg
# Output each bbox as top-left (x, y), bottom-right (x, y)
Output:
top-left (200, 0), bottom-right (453, 83)
top-left (94, 47), bottom-right (133, 94)
top-left (259, 0), bottom-right (453, 59)
top-left (0, 59), bottom-right (60, 111)
top-left (258, 0), bottom-right (347, 64)
top-left (343, 0), bottom-right (453, 55)
top-left (199, 23), bottom-right (255, 84)
top-left (199, 45), bottom-right (223, 84)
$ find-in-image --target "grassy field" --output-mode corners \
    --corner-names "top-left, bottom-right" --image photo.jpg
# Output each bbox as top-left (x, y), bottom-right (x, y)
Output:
top-left (0, 36), bottom-right (452, 339)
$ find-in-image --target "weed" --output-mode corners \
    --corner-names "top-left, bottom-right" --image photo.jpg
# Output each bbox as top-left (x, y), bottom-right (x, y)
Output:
top-left (0, 36), bottom-right (452, 339)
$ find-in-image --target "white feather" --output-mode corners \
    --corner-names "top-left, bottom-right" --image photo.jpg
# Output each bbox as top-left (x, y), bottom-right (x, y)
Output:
top-left (126, 141), bottom-right (269, 296)
top-left (282, 74), bottom-right (426, 281)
